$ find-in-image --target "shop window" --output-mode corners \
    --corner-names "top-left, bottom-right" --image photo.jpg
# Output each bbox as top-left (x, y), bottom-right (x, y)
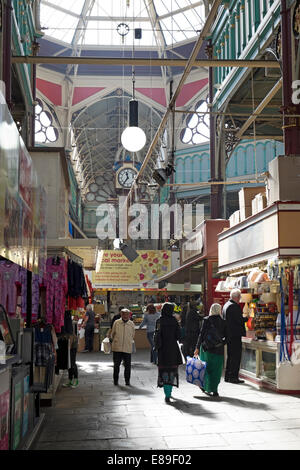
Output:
top-left (35, 98), bottom-right (59, 144)
top-left (180, 97), bottom-right (210, 145)
top-left (261, 350), bottom-right (276, 382)
top-left (241, 345), bottom-right (257, 374)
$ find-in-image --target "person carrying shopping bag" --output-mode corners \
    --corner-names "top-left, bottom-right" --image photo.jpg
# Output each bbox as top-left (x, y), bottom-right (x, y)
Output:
top-left (155, 302), bottom-right (183, 403)
top-left (194, 303), bottom-right (226, 397)
top-left (111, 308), bottom-right (135, 386)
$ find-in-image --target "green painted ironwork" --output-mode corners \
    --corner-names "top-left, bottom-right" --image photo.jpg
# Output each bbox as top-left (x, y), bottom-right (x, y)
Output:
top-left (211, 0), bottom-right (281, 110)
top-left (11, 0), bottom-right (41, 107)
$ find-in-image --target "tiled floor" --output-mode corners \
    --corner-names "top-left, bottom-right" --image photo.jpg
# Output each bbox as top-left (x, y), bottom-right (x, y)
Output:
top-left (32, 349), bottom-right (300, 450)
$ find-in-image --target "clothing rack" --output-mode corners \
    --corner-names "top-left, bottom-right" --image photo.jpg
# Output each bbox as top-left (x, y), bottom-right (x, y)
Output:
top-left (47, 247), bottom-right (84, 266)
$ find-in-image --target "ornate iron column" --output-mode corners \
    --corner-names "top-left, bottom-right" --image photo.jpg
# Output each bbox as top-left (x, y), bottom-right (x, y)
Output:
top-left (207, 40), bottom-right (223, 219)
top-left (280, 0), bottom-right (300, 155)
top-left (31, 39), bottom-right (40, 147)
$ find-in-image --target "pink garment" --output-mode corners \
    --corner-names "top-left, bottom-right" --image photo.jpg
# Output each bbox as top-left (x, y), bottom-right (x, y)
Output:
top-left (32, 274), bottom-right (43, 323)
top-left (0, 261), bottom-right (19, 315)
top-left (18, 267), bottom-right (27, 319)
top-left (45, 258), bottom-right (68, 332)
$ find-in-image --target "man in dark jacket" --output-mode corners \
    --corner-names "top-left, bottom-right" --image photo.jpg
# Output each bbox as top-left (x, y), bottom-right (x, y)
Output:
top-left (222, 289), bottom-right (248, 384)
top-left (182, 301), bottom-right (202, 359)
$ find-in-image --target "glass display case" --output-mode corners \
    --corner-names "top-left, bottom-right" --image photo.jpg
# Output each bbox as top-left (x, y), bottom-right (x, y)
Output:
top-left (240, 338), bottom-right (278, 387)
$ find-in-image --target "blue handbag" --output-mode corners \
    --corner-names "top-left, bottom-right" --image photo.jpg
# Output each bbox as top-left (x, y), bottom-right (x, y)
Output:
top-left (185, 356), bottom-right (206, 388)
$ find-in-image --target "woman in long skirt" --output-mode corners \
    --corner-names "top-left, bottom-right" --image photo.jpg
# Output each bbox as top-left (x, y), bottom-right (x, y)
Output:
top-left (194, 303), bottom-right (226, 397)
top-left (155, 302), bottom-right (183, 403)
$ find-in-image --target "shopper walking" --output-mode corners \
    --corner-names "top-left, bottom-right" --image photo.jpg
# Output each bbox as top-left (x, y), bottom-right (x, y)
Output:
top-left (222, 288), bottom-right (249, 384)
top-left (139, 303), bottom-right (161, 364)
top-left (182, 300), bottom-right (202, 359)
top-left (82, 304), bottom-right (95, 352)
top-left (194, 303), bottom-right (226, 397)
top-left (155, 302), bottom-right (183, 403)
top-left (111, 308), bottom-right (135, 386)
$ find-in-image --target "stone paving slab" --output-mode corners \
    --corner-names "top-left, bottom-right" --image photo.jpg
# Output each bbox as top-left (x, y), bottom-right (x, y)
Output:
top-left (32, 349), bottom-right (300, 451)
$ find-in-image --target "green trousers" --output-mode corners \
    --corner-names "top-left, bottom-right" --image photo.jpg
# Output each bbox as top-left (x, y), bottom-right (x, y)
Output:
top-left (163, 384), bottom-right (173, 398)
top-left (200, 346), bottom-right (224, 393)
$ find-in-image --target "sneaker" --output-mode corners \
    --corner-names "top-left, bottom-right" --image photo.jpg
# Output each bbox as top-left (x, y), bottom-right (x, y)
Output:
top-left (62, 381), bottom-right (73, 388)
top-left (71, 380), bottom-right (79, 388)
top-left (81, 349), bottom-right (89, 353)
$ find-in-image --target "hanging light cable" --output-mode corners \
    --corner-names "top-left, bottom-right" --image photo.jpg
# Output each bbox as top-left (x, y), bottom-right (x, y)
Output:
top-left (121, 68), bottom-right (146, 152)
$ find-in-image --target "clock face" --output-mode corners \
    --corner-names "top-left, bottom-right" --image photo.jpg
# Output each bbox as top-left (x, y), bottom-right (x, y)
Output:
top-left (117, 168), bottom-right (137, 188)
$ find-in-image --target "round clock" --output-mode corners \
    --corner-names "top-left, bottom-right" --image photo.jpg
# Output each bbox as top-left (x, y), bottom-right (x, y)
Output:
top-left (117, 167), bottom-right (137, 188)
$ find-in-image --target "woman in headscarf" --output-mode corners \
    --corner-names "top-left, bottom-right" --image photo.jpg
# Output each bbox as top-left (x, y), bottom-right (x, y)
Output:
top-left (155, 302), bottom-right (183, 403)
top-left (194, 303), bottom-right (226, 397)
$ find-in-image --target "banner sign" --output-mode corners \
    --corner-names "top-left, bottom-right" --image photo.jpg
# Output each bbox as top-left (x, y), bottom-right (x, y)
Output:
top-left (92, 250), bottom-right (171, 288)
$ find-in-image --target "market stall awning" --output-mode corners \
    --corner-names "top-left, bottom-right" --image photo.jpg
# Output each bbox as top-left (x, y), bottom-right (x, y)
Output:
top-left (156, 253), bottom-right (206, 284)
top-left (47, 238), bottom-right (99, 270)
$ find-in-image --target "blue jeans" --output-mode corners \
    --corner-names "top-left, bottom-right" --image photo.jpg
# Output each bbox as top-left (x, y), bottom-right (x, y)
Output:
top-left (147, 331), bottom-right (157, 364)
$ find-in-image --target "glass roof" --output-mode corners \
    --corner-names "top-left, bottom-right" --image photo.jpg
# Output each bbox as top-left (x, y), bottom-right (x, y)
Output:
top-left (40, 0), bottom-right (206, 48)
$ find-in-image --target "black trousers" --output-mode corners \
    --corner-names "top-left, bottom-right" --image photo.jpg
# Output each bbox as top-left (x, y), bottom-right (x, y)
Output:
top-left (113, 351), bottom-right (131, 384)
top-left (68, 348), bottom-right (78, 380)
top-left (85, 325), bottom-right (94, 351)
top-left (225, 337), bottom-right (242, 380)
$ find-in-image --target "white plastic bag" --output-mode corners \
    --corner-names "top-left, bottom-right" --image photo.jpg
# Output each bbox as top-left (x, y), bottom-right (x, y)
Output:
top-left (101, 337), bottom-right (111, 354)
top-left (79, 328), bottom-right (85, 339)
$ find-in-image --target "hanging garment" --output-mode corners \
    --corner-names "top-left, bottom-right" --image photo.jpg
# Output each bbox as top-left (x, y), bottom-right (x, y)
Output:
top-left (55, 336), bottom-right (70, 373)
top-left (32, 274), bottom-right (44, 323)
top-left (17, 267), bottom-right (27, 318)
top-left (45, 257), bottom-right (68, 332)
top-left (0, 261), bottom-right (19, 315)
top-left (34, 323), bottom-right (54, 366)
top-left (67, 260), bottom-right (87, 298)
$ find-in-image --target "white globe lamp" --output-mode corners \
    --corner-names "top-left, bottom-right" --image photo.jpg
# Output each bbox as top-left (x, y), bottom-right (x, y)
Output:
top-left (121, 98), bottom-right (146, 152)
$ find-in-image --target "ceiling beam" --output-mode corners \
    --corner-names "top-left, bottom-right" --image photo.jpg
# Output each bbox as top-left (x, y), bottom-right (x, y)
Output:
top-left (12, 56), bottom-right (280, 68)
top-left (236, 78), bottom-right (282, 139)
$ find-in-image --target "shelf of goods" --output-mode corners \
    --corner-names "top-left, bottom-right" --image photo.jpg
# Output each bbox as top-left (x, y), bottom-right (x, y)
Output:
top-left (130, 304), bottom-right (143, 325)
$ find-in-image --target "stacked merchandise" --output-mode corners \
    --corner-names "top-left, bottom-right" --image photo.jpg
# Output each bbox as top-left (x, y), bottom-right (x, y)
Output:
top-left (130, 304), bottom-right (143, 325)
top-left (254, 302), bottom-right (278, 340)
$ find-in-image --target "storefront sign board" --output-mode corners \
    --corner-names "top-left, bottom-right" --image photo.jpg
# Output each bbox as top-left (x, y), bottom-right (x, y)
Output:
top-left (92, 250), bottom-right (171, 288)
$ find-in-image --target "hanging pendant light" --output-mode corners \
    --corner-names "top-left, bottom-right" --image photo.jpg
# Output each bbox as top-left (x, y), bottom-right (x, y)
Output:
top-left (121, 69), bottom-right (146, 152)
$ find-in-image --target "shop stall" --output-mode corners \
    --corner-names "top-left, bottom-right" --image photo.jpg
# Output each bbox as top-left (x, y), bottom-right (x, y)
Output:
top-left (218, 201), bottom-right (300, 393)
top-left (156, 219), bottom-right (230, 315)
top-left (0, 89), bottom-right (49, 449)
top-left (91, 249), bottom-right (173, 350)
top-left (93, 288), bottom-right (168, 350)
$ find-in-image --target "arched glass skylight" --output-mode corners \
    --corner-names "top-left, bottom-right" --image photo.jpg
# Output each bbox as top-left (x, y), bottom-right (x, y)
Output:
top-left (35, 99), bottom-right (59, 144)
top-left (180, 97), bottom-right (210, 145)
top-left (39, 0), bottom-right (206, 47)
